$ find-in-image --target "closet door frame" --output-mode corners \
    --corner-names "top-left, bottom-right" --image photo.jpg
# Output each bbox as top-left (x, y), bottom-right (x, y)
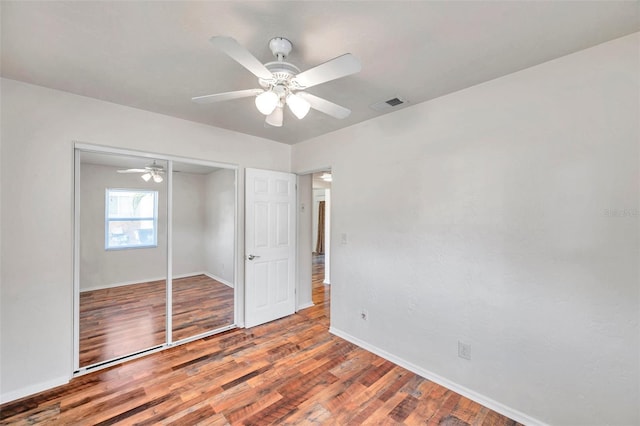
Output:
top-left (73, 142), bottom-right (239, 375)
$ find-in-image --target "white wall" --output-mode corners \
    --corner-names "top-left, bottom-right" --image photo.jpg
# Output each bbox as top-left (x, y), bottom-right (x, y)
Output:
top-left (204, 168), bottom-right (236, 286)
top-left (292, 33), bottom-right (639, 426)
top-left (172, 171), bottom-right (207, 277)
top-left (0, 78), bottom-right (290, 402)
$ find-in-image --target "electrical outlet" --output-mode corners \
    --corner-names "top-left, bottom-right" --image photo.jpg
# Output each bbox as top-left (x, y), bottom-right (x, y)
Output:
top-left (360, 309), bottom-right (368, 321)
top-left (458, 341), bottom-right (471, 360)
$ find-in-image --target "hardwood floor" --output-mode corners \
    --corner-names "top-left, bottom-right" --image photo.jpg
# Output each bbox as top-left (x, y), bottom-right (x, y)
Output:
top-left (80, 275), bottom-right (234, 366)
top-left (171, 275), bottom-right (234, 342)
top-left (1, 255), bottom-right (521, 425)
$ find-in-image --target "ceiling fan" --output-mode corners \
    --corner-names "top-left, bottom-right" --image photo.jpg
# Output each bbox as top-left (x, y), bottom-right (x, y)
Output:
top-left (117, 161), bottom-right (165, 183)
top-left (192, 36), bottom-right (361, 127)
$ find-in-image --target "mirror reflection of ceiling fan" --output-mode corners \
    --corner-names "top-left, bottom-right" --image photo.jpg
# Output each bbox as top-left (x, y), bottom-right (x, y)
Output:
top-left (192, 36), bottom-right (361, 127)
top-left (117, 161), bottom-right (165, 183)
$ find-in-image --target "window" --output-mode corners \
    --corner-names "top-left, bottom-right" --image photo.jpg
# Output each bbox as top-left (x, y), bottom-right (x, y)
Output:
top-left (105, 189), bottom-right (158, 250)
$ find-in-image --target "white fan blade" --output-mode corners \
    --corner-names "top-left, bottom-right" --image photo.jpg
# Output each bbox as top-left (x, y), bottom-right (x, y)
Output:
top-left (265, 107), bottom-right (283, 127)
top-left (117, 169), bottom-right (147, 173)
top-left (293, 54), bottom-right (361, 89)
top-left (192, 89), bottom-right (263, 104)
top-left (296, 92), bottom-right (351, 119)
top-left (210, 36), bottom-right (273, 80)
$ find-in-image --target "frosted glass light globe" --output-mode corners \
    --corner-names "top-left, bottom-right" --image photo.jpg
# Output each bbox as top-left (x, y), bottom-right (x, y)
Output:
top-left (286, 93), bottom-right (311, 119)
top-left (255, 91), bottom-right (279, 115)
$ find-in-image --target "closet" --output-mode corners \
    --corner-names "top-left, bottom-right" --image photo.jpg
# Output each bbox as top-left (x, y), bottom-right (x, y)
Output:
top-left (74, 145), bottom-right (237, 371)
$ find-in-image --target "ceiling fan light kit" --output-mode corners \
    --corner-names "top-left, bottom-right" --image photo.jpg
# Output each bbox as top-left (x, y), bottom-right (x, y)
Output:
top-left (118, 161), bottom-right (165, 183)
top-left (193, 36), bottom-right (361, 127)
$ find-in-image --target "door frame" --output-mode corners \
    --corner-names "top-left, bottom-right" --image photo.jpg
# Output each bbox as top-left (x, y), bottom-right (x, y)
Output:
top-left (72, 142), bottom-right (240, 374)
top-left (294, 168), bottom-right (333, 313)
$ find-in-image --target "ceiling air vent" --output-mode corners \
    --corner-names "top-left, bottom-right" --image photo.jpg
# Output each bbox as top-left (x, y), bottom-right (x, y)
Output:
top-left (369, 97), bottom-right (409, 112)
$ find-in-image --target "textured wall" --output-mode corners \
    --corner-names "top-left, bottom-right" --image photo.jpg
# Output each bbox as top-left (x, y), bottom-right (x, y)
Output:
top-left (292, 34), bottom-right (639, 425)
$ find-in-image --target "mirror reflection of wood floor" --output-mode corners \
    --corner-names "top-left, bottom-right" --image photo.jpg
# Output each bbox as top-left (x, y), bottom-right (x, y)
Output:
top-left (80, 275), bottom-right (234, 366)
top-left (1, 255), bottom-right (521, 425)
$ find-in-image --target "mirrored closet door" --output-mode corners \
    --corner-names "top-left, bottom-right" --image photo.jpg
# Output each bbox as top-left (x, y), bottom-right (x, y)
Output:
top-left (75, 146), bottom-right (237, 372)
top-left (77, 151), bottom-right (168, 368)
top-left (171, 162), bottom-right (236, 342)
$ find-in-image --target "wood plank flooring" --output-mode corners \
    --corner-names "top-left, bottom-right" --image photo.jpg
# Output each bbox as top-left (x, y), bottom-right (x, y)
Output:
top-left (80, 275), bottom-right (234, 366)
top-left (171, 275), bottom-right (234, 342)
top-left (1, 256), bottom-right (521, 425)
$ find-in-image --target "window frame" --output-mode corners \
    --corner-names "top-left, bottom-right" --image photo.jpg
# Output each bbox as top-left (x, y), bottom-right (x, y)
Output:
top-left (105, 188), bottom-right (159, 250)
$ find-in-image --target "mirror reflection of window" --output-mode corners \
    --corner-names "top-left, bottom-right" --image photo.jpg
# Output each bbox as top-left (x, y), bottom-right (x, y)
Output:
top-left (105, 189), bottom-right (158, 249)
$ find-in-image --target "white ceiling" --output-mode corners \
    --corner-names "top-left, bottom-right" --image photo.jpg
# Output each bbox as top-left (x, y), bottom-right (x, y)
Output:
top-left (1, 1), bottom-right (638, 145)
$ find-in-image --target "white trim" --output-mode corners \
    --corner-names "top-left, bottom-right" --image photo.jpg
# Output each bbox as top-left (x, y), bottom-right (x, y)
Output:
top-left (73, 148), bottom-right (81, 371)
top-left (233, 168), bottom-right (242, 328)
top-left (0, 375), bottom-right (70, 404)
top-left (79, 272), bottom-right (220, 292)
top-left (296, 301), bottom-right (315, 311)
top-left (329, 327), bottom-right (547, 426)
top-left (203, 272), bottom-right (234, 288)
top-left (323, 188), bottom-right (331, 285)
top-left (74, 346), bottom-right (165, 377)
top-left (166, 160), bottom-right (173, 344)
top-left (295, 175), bottom-right (300, 312)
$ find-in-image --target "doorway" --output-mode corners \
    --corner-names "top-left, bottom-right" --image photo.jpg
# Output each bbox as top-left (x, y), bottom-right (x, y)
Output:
top-left (295, 170), bottom-right (332, 316)
top-left (74, 145), bottom-right (238, 372)
top-left (312, 171), bottom-right (331, 286)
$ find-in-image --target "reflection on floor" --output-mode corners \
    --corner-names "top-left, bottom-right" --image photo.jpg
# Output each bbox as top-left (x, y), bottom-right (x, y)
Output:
top-left (79, 275), bottom-right (233, 367)
top-left (172, 275), bottom-right (234, 341)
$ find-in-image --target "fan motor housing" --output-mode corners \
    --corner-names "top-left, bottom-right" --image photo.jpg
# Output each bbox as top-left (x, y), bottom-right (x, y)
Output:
top-left (259, 62), bottom-right (301, 90)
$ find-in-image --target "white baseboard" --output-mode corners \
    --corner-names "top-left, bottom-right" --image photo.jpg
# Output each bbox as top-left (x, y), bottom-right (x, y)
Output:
top-left (80, 272), bottom-right (232, 292)
top-left (329, 327), bottom-right (546, 426)
top-left (296, 301), bottom-right (315, 311)
top-left (203, 272), bottom-right (234, 288)
top-left (0, 375), bottom-right (69, 404)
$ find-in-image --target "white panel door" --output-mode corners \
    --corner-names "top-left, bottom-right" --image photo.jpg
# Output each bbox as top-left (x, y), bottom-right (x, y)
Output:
top-left (245, 168), bottom-right (296, 328)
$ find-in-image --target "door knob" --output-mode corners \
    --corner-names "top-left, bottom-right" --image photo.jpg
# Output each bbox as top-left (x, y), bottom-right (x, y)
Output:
top-left (247, 254), bottom-right (261, 260)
